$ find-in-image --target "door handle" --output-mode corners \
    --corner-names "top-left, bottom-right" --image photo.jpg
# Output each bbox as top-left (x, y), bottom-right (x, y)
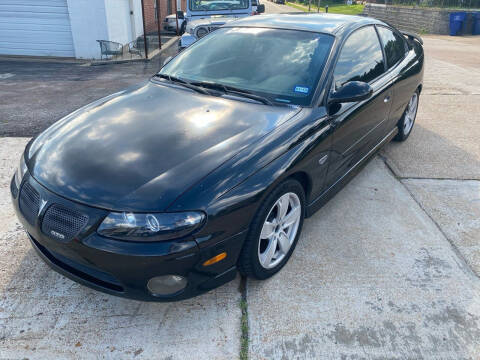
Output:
top-left (384, 96), bottom-right (391, 103)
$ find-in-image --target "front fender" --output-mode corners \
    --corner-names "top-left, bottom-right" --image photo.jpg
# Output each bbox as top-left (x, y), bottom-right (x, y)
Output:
top-left (168, 108), bottom-right (332, 214)
top-left (212, 141), bottom-right (309, 225)
top-left (205, 117), bottom-right (332, 238)
top-left (188, 141), bottom-right (308, 250)
top-left (172, 109), bottom-right (333, 250)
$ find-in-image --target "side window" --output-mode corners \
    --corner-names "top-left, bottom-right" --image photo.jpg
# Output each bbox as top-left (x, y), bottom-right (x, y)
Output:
top-left (377, 26), bottom-right (407, 69)
top-left (333, 26), bottom-right (385, 89)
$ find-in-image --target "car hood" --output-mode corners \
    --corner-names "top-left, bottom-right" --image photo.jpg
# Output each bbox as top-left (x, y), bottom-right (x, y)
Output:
top-left (27, 81), bottom-right (300, 211)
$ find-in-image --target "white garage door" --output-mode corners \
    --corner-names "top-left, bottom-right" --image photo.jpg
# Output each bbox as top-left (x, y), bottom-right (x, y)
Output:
top-left (0, 0), bottom-right (74, 57)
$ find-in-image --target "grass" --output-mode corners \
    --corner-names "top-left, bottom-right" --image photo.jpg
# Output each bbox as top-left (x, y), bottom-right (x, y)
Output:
top-left (240, 299), bottom-right (249, 360)
top-left (286, 2), bottom-right (365, 15)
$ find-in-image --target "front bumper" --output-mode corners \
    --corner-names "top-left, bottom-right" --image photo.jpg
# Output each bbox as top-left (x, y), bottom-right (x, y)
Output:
top-left (11, 173), bottom-right (244, 302)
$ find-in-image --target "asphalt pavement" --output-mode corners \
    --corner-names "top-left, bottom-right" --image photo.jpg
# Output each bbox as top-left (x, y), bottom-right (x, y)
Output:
top-left (0, 45), bottom-right (178, 137)
top-left (262, 0), bottom-right (302, 13)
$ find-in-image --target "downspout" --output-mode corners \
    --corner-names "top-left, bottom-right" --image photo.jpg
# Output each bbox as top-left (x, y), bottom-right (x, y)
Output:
top-left (128, 0), bottom-right (137, 42)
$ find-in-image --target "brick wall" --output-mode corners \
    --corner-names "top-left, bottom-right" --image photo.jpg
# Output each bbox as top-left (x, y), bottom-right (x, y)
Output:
top-left (363, 3), bottom-right (452, 34)
top-left (142, 0), bottom-right (187, 34)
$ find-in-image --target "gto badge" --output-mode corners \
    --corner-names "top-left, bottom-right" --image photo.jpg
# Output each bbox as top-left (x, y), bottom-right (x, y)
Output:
top-left (38, 199), bottom-right (48, 215)
top-left (50, 230), bottom-right (65, 240)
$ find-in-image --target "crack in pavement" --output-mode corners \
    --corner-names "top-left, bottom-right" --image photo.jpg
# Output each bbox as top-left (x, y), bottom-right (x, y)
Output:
top-left (394, 176), bottom-right (480, 181)
top-left (424, 93), bottom-right (480, 96)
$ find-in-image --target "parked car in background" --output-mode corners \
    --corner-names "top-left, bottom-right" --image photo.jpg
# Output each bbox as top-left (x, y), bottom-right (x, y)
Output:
top-left (180, 0), bottom-right (264, 48)
top-left (162, 11), bottom-right (186, 34)
top-left (11, 14), bottom-right (423, 302)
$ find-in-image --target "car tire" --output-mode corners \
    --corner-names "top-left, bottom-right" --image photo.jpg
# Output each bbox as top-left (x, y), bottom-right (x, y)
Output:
top-left (238, 179), bottom-right (305, 280)
top-left (394, 89), bottom-right (420, 142)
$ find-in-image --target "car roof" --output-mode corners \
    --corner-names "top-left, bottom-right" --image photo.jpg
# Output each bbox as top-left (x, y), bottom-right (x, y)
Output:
top-left (224, 13), bottom-right (386, 35)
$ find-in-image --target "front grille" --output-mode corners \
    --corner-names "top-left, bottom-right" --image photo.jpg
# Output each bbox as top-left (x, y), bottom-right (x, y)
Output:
top-left (41, 203), bottom-right (89, 242)
top-left (19, 182), bottom-right (40, 226)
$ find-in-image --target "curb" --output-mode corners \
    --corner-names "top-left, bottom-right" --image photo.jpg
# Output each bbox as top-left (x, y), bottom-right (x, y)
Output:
top-left (0, 55), bottom-right (88, 65)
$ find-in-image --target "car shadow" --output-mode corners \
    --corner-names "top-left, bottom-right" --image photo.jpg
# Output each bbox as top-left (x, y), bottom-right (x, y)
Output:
top-left (381, 122), bottom-right (480, 180)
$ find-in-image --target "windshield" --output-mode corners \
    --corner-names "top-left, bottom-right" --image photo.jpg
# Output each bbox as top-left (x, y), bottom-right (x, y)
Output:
top-left (189, 0), bottom-right (249, 11)
top-left (159, 27), bottom-right (334, 106)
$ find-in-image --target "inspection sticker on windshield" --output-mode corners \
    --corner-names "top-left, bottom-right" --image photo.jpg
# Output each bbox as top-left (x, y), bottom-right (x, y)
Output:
top-left (294, 86), bottom-right (310, 94)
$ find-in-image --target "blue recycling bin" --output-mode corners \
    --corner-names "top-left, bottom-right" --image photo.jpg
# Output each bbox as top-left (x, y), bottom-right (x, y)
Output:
top-left (450, 12), bottom-right (466, 36)
top-left (473, 12), bottom-right (480, 35)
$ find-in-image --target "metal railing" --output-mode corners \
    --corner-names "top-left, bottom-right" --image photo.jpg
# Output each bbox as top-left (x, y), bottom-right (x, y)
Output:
top-left (96, 0), bottom-right (182, 62)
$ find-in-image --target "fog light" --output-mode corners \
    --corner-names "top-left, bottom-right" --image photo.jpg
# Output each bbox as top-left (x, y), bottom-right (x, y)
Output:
top-left (147, 275), bottom-right (187, 296)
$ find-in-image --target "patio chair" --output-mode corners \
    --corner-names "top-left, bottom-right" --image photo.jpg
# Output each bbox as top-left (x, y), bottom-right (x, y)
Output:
top-left (96, 40), bottom-right (123, 60)
top-left (128, 40), bottom-right (143, 58)
top-left (135, 36), bottom-right (151, 56)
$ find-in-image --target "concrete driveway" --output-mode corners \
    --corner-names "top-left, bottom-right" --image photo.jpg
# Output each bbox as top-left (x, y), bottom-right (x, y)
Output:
top-left (0, 35), bottom-right (479, 359)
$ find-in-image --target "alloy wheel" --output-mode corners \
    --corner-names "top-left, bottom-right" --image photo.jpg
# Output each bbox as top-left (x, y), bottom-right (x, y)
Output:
top-left (403, 93), bottom-right (418, 135)
top-left (258, 192), bottom-right (301, 269)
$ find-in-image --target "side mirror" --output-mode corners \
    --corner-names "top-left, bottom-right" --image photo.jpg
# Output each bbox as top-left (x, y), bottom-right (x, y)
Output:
top-left (257, 4), bottom-right (265, 13)
top-left (163, 56), bottom-right (173, 67)
top-left (328, 81), bottom-right (373, 104)
top-left (177, 11), bottom-right (185, 19)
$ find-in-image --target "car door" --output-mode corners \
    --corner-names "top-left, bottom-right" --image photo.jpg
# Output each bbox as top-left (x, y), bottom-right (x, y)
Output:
top-left (324, 25), bottom-right (393, 187)
top-left (376, 25), bottom-right (415, 129)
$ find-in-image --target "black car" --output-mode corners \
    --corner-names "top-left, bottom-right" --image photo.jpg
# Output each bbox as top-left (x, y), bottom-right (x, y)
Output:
top-left (11, 14), bottom-right (423, 301)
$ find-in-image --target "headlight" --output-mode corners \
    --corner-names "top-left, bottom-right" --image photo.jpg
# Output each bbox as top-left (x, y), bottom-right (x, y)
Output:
top-left (14, 153), bottom-right (28, 188)
top-left (97, 211), bottom-right (205, 242)
top-left (196, 27), bottom-right (208, 38)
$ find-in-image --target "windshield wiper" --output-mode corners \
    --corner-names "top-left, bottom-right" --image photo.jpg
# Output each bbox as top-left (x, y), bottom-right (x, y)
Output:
top-left (190, 81), bottom-right (273, 105)
top-left (154, 74), bottom-right (211, 95)
top-left (154, 75), bottom-right (274, 105)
